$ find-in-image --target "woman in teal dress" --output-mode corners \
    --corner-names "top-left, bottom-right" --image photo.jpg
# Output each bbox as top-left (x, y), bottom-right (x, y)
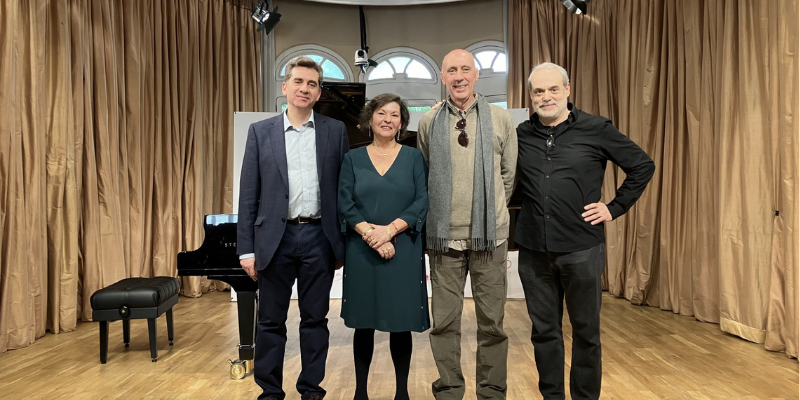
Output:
top-left (338, 93), bottom-right (429, 400)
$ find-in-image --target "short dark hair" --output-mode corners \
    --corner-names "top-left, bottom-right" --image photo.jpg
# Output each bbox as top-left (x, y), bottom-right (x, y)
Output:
top-left (359, 93), bottom-right (410, 141)
top-left (284, 56), bottom-right (324, 86)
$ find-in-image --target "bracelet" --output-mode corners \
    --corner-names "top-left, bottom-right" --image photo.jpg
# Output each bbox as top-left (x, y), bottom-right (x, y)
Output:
top-left (390, 221), bottom-right (400, 234)
top-left (386, 226), bottom-right (392, 237)
top-left (362, 227), bottom-right (374, 240)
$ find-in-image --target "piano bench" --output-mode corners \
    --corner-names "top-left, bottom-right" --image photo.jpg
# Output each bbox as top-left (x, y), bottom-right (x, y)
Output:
top-left (90, 277), bottom-right (180, 363)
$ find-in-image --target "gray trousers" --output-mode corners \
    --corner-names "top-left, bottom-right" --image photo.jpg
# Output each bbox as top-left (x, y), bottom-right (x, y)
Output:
top-left (429, 242), bottom-right (509, 400)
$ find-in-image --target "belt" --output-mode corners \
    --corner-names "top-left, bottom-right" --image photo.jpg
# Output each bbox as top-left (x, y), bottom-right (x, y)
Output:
top-left (286, 217), bottom-right (320, 224)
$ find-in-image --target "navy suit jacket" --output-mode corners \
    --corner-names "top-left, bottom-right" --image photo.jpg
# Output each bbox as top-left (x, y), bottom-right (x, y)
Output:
top-left (237, 112), bottom-right (349, 270)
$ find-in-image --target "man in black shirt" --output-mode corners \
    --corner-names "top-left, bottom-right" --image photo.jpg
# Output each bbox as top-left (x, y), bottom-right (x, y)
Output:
top-left (515, 62), bottom-right (655, 400)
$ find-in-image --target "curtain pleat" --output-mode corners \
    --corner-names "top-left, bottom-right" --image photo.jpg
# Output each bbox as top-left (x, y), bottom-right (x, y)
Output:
top-left (0, 0), bottom-right (262, 352)
top-left (508, 0), bottom-right (798, 357)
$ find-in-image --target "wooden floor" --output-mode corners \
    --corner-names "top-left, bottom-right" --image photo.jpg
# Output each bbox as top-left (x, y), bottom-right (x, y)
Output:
top-left (1, 291), bottom-right (797, 400)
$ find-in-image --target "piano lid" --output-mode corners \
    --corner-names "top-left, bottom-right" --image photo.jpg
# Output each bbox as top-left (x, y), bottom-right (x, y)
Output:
top-left (314, 82), bottom-right (371, 148)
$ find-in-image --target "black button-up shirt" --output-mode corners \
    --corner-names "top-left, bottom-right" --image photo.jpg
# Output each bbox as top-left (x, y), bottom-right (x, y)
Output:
top-left (515, 104), bottom-right (655, 252)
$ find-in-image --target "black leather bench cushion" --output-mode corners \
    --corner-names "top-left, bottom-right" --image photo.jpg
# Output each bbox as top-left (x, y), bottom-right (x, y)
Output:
top-left (91, 277), bottom-right (180, 310)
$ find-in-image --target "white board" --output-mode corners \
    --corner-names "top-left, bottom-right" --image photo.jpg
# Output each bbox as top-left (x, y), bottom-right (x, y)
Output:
top-left (233, 112), bottom-right (281, 215)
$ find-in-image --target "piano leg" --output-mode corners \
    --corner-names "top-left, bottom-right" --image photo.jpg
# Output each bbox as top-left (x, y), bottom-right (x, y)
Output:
top-left (230, 290), bottom-right (257, 379)
top-left (122, 319), bottom-right (130, 347)
top-left (100, 321), bottom-right (109, 364)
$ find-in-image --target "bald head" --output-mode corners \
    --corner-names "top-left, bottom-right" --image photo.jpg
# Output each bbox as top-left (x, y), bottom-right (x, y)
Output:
top-left (442, 49), bottom-right (475, 72)
top-left (440, 49), bottom-right (479, 109)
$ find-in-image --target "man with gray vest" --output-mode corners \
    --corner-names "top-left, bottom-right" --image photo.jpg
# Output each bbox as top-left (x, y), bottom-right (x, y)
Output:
top-left (417, 48), bottom-right (518, 400)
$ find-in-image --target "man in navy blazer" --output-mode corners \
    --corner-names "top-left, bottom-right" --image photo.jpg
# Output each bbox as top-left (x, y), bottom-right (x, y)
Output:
top-left (238, 56), bottom-right (348, 400)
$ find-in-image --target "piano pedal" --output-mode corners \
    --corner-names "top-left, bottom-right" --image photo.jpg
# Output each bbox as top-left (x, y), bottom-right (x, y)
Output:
top-left (228, 359), bottom-right (253, 380)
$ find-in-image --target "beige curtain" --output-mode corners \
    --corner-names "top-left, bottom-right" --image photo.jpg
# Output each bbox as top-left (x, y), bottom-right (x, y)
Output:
top-left (509, 0), bottom-right (798, 357)
top-left (0, 0), bottom-right (262, 352)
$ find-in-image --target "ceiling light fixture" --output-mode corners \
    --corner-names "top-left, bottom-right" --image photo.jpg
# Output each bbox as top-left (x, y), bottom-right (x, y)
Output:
top-left (559, 0), bottom-right (590, 15)
top-left (251, 2), bottom-right (281, 34)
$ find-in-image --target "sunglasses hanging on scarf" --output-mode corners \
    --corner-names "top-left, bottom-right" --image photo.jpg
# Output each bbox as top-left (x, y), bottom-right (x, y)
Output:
top-left (455, 116), bottom-right (468, 148)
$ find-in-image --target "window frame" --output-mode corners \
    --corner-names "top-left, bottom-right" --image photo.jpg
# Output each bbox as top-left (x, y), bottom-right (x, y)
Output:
top-left (360, 47), bottom-right (440, 85)
top-left (359, 47), bottom-right (442, 109)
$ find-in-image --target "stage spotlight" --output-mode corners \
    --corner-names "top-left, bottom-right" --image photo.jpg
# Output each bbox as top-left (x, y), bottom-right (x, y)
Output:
top-left (559, 0), bottom-right (590, 15)
top-left (251, 2), bottom-right (281, 34)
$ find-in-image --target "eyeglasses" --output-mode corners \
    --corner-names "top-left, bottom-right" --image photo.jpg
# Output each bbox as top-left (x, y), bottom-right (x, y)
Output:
top-left (456, 118), bottom-right (468, 148)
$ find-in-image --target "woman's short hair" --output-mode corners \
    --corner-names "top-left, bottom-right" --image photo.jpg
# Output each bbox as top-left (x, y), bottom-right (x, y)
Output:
top-left (359, 93), bottom-right (410, 140)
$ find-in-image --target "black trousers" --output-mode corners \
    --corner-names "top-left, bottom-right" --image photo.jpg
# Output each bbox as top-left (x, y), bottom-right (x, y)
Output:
top-left (255, 223), bottom-right (335, 400)
top-left (517, 243), bottom-right (605, 400)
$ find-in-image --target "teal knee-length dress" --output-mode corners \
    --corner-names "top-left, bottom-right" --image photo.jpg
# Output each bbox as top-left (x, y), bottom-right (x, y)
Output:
top-left (338, 145), bottom-right (430, 332)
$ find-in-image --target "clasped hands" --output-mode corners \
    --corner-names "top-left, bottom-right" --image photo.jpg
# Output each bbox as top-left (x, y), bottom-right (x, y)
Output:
top-left (362, 223), bottom-right (395, 260)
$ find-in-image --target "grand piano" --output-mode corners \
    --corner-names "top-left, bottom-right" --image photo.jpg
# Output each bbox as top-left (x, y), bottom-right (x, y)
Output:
top-left (177, 214), bottom-right (257, 379)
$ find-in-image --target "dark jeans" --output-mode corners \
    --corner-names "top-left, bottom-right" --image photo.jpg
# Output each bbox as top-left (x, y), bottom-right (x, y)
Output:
top-left (255, 223), bottom-right (335, 400)
top-left (517, 243), bottom-right (605, 400)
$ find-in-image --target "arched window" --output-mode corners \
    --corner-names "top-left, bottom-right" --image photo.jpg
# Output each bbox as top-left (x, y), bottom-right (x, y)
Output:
top-left (368, 56), bottom-right (434, 81)
top-left (360, 47), bottom-right (441, 112)
top-left (274, 45), bottom-right (353, 112)
top-left (465, 41), bottom-right (507, 108)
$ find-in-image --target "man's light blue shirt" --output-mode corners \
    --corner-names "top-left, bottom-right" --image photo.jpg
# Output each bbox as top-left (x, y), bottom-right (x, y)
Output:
top-left (283, 111), bottom-right (321, 220)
